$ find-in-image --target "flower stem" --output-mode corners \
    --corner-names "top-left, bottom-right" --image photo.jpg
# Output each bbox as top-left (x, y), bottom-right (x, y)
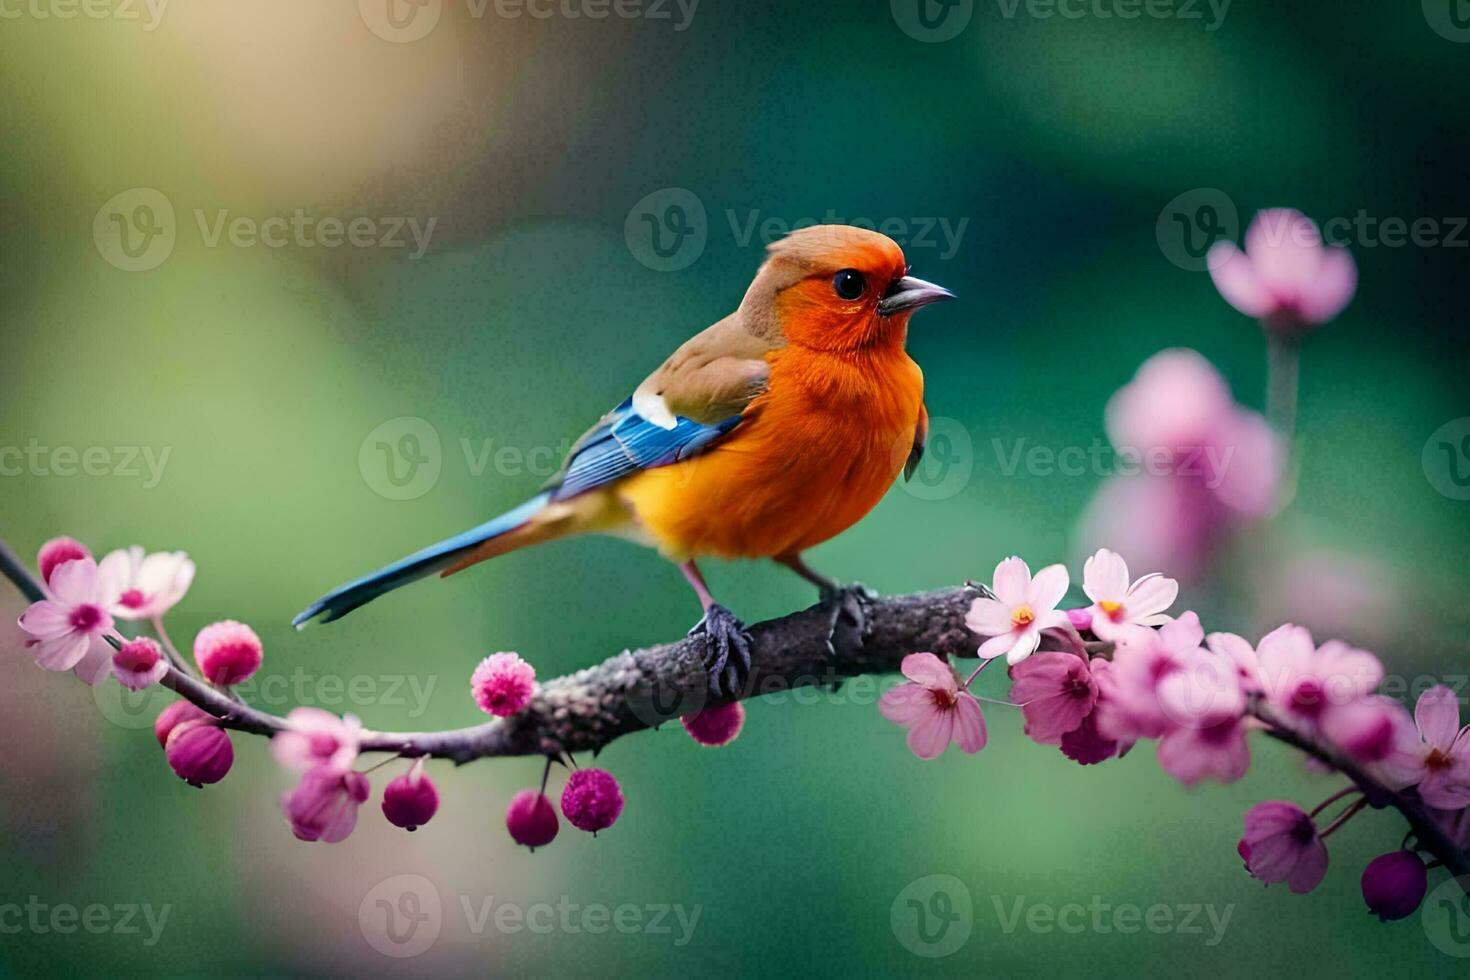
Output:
top-left (961, 658), bottom-right (992, 691)
top-left (1320, 798), bottom-right (1368, 839)
top-left (1265, 331), bottom-right (1300, 443)
top-left (1309, 785), bottom-right (1361, 818)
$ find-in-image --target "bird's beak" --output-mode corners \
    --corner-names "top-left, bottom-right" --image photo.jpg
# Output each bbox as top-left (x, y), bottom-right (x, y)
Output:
top-left (878, 275), bottom-right (956, 316)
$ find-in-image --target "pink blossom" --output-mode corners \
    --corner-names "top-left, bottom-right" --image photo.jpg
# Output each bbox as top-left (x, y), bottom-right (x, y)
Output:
top-left (193, 620), bottom-right (262, 686)
top-left (506, 790), bottom-right (559, 849)
top-left (1360, 850), bottom-right (1427, 922)
top-left (1009, 652), bottom-right (1097, 745)
top-left (560, 768), bottom-right (624, 834)
top-left (878, 652), bottom-right (987, 760)
top-left (471, 651), bottom-right (536, 717)
top-left (271, 707), bottom-right (362, 774)
top-left (682, 701), bottom-right (746, 747)
top-left (1080, 548), bottom-right (1178, 641)
top-left (155, 700), bottom-right (211, 747)
top-left (1401, 685), bottom-right (1470, 809)
top-left (282, 767), bottom-right (370, 843)
top-left (1317, 696), bottom-right (1420, 788)
top-left (113, 637), bottom-right (169, 690)
top-left (965, 557), bottom-right (1070, 665)
top-left (1251, 625), bottom-right (1383, 725)
top-left (1060, 658), bottom-right (1126, 764)
top-left (17, 556), bottom-right (118, 683)
top-left (1238, 801), bottom-right (1329, 894)
top-left (1208, 209), bottom-right (1357, 334)
top-left (37, 537), bottom-right (91, 585)
top-left (1095, 612), bottom-right (1207, 742)
top-left (165, 719), bottom-right (234, 788)
top-left (97, 546), bottom-right (195, 621)
top-left (381, 758), bottom-right (439, 831)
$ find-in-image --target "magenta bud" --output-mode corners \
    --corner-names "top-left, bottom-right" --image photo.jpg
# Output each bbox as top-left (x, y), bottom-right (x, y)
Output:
top-left (682, 701), bottom-right (746, 747)
top-left (165, 719), bottom-right (234, 787)
top-left (1360, 850), bottom-right (1428, 921)
top-left (506, 790), bottom-right (559, 850)
top-left (155, 700), bottom-right (211, 748)
top-left (193, 620), bottom-right (263, 686)
top-left (37, 537), bottom-right (91, 585)
top-left (560, 768), bottom-right (623, 834)
top-left (1066, 607), bottom-right (1093, 633)
top-left (382, 759), bottom-right (440, 831)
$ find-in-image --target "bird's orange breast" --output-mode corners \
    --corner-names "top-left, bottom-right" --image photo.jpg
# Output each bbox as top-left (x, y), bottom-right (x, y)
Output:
top-left (615, 342), bottom-right (923, 560)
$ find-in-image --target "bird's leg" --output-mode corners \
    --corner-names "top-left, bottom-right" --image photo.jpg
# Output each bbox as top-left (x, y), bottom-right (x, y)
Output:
top-left (679, 559), bottom-right (752, 697)
top-left (774, 553), bottom-right (872, 662)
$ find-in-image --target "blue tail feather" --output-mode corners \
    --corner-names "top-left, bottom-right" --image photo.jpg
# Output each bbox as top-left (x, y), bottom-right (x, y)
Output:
top-left (292, 492), bottom-right (552, 628)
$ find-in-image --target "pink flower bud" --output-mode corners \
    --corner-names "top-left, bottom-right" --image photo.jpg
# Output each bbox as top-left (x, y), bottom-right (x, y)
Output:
top-left (37, 537), bottom-right (91, 585)
top-left (1065, 607), bottom-right (1093, 633)
top-left (506, 790), bottom-right (559, 850)
top-left (1360, 850), bottom-right (1427, 921)
top-left (113, 637), bottom-right (169, 691)
top-left (165, 719), bottom-right (234, 787)
top-left (193, 620), bottom-right (262, 685)
top-left (681, 701), bottom-right (746, 747)
top-left (560, 768), bottom-right (623, 834)
top-left (155, 700), bottom-right (211, 747)
top-left (381, 759), bottom-right (439, 831)
top-left (471, 652), bottom-right (536, 717)
top-left (283, 767), bottom-right (371, 843)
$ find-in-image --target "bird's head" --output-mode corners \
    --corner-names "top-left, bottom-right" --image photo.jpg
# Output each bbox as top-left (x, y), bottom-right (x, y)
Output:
top-left (740, 225), bottom-right (954, 351)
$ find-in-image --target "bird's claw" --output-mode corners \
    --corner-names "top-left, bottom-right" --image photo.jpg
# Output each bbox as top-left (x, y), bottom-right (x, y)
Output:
top-left (820, 583), bottom-right (873, 659)
top-left (689, 603), bottom-right (753, 697)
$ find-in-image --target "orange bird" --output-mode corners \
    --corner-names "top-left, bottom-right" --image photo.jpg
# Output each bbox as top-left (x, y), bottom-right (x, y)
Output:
top-left (295, 225), bottom-right (953, 692)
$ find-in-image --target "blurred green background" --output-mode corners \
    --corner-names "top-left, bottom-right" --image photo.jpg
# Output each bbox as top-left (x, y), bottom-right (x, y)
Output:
top-left (2, 0), bottom-right (1468, 975)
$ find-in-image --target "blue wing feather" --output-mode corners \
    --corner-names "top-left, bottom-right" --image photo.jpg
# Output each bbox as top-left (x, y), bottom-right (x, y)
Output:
top-left (550, 398), bottom-right (740, 501)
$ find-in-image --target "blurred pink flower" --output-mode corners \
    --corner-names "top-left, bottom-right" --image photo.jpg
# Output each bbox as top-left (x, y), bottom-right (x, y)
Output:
top-left (1239, 800), bottom-right (1329, 894)
top-left (1154, 650), bottom-right (1251, 786)
top-left (1403, 685), bottom-right (1470, 809)
top-left (879, 652), bottom-right (987, 760)
top-left (965, 557), bottom-right (1070, 665)
top-left (193, 620), bottom-right (263, 685)
top-left (1009, 652), bottom-right (1097, 745)
top-left (271, 707), bottom-right (362, 774)
top-left (282, 767), bottom-right (370, 843)
top-left (1317, 695), bottom-right (1420, 788)
top-left (1208, 208), bottom-right (1357, 334)
top-left (1096, 612), bottom-right (1208, 742)
top-left (18, 557), bottom-right (117, 682)
top-left (113, 637), bottom-right (168, 690)
top-left (1080, 548), bottom-right (1177, 641)
top-left (1078, 350), bottom-right (1281, 580)
top-left (1251, 625), bottom-right (1383, 725)
top-left (97, 546), bottom-right (195, 621)
top-left (36, 537), bottom-right (91, 585)
top-left (471, 651), bottom-right (536, 717)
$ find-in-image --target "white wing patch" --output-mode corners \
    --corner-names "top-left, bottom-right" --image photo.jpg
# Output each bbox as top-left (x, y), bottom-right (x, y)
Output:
top-left (632, 389), bottom-right (678, 430)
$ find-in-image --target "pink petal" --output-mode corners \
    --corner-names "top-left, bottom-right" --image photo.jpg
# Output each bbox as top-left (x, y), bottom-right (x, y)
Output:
top-left (96, 548), bottom-right (136, 607)
top-left (1246, 208), bottom-right (1323, 296)
top-left (977, 632), bottom-right (1017, 661)
top-left (1158, 611), bottom-right (1204, 652)
top-left (1082, 548), bottom-right (1129, 603)
top-left (1207, 631), bottom-right (1261, 691)
top-left (73, 638), bottom-right (114, 686)
top-left (906, 708), bottom-right (955, 760)
top-left (991, 556), bottom-right (1032, 607)
top-left (1207, 242), bottom-right (1276, 317)
top-left (1006, 629), bottom-right (1041, 665)
top-left (1418, 762), bottom-right (1470, 811)
top-left (33, 631), bottom-right (90, 671)
top-left (1256, 624), bottom-right (1316, 674)
top-left (1125, 573), bottom-right (1177, 620)
top-left (18, 600), bottom-right (72, 639)
top-left (1287, 840), bottom-right (1329, 894)
top-left (1295, 245), bottom-right (1356, 324)
top-left (879, 683), bottom-right (936, 726)
top-left (965, 597), bottom-right (1015, 637)
top-left (1026, 564), bottom-right (1070, 612)
top-left (1415, 685), bottom-right (1460, 748)
top-left (899, 652), bottom-right (954, 691)
top-left (952, 694), bottom-right (987, 753)
top-left (48, 557), bottom-right (98, 605)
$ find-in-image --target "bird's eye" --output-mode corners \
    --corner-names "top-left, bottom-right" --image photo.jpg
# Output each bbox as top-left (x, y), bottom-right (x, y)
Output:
top-left (832, 269), bottom-right (866, 301)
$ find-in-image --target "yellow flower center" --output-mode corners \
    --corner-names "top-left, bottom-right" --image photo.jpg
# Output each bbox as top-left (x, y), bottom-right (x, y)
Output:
top-left (1098, 600), bottom-right (1124, 620)
top-left (1011, 605), bottom-right (1036, 628)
